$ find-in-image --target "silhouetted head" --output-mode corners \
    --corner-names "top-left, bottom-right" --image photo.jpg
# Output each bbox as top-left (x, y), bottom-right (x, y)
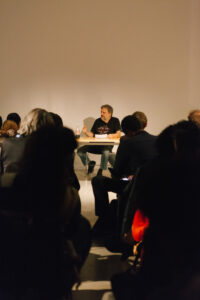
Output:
top-left (49, 112), bottom-right (63, 127)
top-left (18, 108), bottom-right (54, 136)
top-left (17, 126), bottom-right (77, 214)
top-left (7, 113), bottom-right (21, 127)
top-left (0, 120), bottom-right (18, 137)
top-left (121, 115), bottom-right (141, 136)
top-left (156, 120), bottom-right (200, 161)
top-left (132, 111), bottom-right (147, 129)
top-left (188, 109), bottom-right (200, 127)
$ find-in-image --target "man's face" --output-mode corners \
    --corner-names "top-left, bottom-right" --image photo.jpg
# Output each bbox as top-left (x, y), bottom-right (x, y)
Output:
top-left (101, 108), bottom-right (111, 122)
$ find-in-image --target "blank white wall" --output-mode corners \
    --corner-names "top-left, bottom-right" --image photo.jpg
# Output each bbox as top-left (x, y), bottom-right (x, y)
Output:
top-left (0, 0), bottom-right (200, 134)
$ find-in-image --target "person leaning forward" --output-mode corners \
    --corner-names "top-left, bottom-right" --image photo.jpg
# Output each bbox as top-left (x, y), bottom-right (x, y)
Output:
top-left (77, 104), bottom-right (121, 176)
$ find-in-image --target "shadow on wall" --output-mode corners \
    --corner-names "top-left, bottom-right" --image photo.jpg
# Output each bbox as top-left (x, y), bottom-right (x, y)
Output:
top-left (82, 117), bottom-right (95, 136)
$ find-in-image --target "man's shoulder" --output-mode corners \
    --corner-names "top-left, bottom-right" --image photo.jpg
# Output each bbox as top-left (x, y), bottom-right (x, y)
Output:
top-left (134, 131), bottom-right (157, 140)
top-left (110, 117), bottom-right (120, 122)
top-left (127, 132), bottom-right (157, 148)
top-left (93, 118), bottom-right (103, 125)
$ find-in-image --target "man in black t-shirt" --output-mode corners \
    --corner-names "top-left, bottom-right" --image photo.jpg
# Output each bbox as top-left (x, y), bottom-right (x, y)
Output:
top-left (77, 105), bottom-right (121, 175)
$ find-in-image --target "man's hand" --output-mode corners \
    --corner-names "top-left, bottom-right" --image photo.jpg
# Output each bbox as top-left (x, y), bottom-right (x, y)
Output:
top-left (82, 125), bottom-right (87, 134)
top-left (107, 130), bottom-right (121, 139)
top-left (82, 125), bottom-right (94, 137)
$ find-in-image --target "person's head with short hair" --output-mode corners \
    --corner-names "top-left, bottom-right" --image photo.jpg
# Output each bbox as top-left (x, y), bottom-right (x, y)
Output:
top-left (188, 109), bottom-right (200, 127)
top-left (121, 115), bottom-right (141, 137)
top-left (101, 104), bottom-right (113, 122)
top-left (6, 113), bottom-right (21, 128)
top-left (49, 112), bottom-right (63, 127)
top-left (18, 108), bottom-right (55, 136)
top-left (132, 111), bottom-right (147, 129)
top-left (101, 104), bottom-right (113, 115)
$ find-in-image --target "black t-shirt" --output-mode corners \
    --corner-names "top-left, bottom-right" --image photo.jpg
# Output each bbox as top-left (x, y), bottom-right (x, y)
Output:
top-left (91, 117), bottom-right (121, 135)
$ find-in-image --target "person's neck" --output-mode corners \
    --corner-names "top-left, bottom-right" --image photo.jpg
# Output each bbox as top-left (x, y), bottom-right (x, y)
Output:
top-left (101, 117), bottom-right (111, 123)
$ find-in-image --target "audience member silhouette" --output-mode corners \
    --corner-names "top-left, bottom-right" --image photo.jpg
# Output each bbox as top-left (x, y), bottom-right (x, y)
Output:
top-left (0, 120), bottom-right (18, 137)
top-left (0, 108), bottom-right (54, 173)
top-left (188, 109), bottom-right (200, 127)
top-left (0, 126), bottom-right (91, 299)
top-left (92, 112), bottom-right (157, 237)
top-left (49, 112), bottom-right (63, 127)
top-left (111, 120), bottom-right (200, 300)
top-left (6, 112), bottom-right (21, 128)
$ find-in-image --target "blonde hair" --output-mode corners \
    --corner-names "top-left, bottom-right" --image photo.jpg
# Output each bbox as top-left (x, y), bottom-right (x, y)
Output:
top-left (18, 108), bottom-right (54, 136)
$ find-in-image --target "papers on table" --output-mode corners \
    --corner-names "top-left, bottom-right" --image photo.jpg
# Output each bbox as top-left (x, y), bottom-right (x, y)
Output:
top-left (95, 134), bottom-right (108, 138)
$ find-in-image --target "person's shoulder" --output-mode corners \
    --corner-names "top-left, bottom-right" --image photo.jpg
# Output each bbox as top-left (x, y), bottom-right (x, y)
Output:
top-left (120, 135), bottom-right (132, 143)
top-left (2, 136), bottom-right (25, 148)
top-left (111, 117), bottom-right (120, 122)
top-left (94, 118), bottom-right (102, 123)
top-left (144, 131), bottom-right (157, 141)
top-left (135, 130), bottom-right (157, 139)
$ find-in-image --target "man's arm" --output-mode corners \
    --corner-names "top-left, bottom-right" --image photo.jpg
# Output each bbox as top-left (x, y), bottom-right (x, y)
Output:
top-left (107, 130), bottom-right (121, 139)
top-left (82, 125), bottom-right (94, 137)
top-left (108, 118), bottom-right (121, 139)
top-left (112, 137), bottom-right (131, 178)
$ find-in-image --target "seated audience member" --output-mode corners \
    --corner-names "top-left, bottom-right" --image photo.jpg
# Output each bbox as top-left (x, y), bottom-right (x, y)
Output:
top-left (0, 120), bottom-right (18, 137)
top-left (108, 114), bottom-right (142, 169)
top-left (92, 112), bottom-right (157, 235)
top-left (6, 112), bottom-right (21, 128)
top-left (49, 112), bottom-right (63, 127)
top-left (111, 120), bottom-right (200, 300)
top-left (121, 123), bottom-right (180, 238)
top-left (77, 104), bottom-right (121, 176)
top-left (0, 108), bottom-right (54, 173)
top-left (188, 109), bottom-right (200, 127)
top-left (0, 126), bottom-right (91, 299)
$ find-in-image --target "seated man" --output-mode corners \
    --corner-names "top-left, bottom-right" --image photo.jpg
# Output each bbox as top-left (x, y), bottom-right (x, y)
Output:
top-left (91, 112), bottom-right (158, 232)
top-left (77, 104), bottom-right (121, 176)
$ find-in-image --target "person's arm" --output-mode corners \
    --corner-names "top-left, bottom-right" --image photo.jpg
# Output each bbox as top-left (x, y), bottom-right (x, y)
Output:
top-left (113, 137), bottom-right (131, 178)
top-left (82, 125), bottom-right (94, 137)
top-left (107, 130), bottom-right (121, 139)
top-left (107, 118), bottom-right (121, 139)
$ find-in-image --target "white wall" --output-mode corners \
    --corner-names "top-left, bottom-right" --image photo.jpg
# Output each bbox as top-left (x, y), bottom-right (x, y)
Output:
top-left (0, 0), bottom-right (200, 134)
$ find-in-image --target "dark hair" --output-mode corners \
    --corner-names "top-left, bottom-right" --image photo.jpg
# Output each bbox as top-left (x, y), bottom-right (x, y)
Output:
top-left (156, 125), bottom-right (176, 156)
top-left (0, 116), bottom-right (2, 128)
top-left (174, 120), bottom-right (200, 155)
top-left (49, 112), bottom-right (63, 127)
top-left (156, 120), bottom-right (200, 159)
top-left (121, 115), bottom-right (141, 134)
top-left (132, 111), bottom-right (147, 129)
top-left (101, 104), bottom-right (113, 115)
top-left (17, 126), bottom-right (77, 214)
top-left (7, 113), bottom-right (21, 126)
